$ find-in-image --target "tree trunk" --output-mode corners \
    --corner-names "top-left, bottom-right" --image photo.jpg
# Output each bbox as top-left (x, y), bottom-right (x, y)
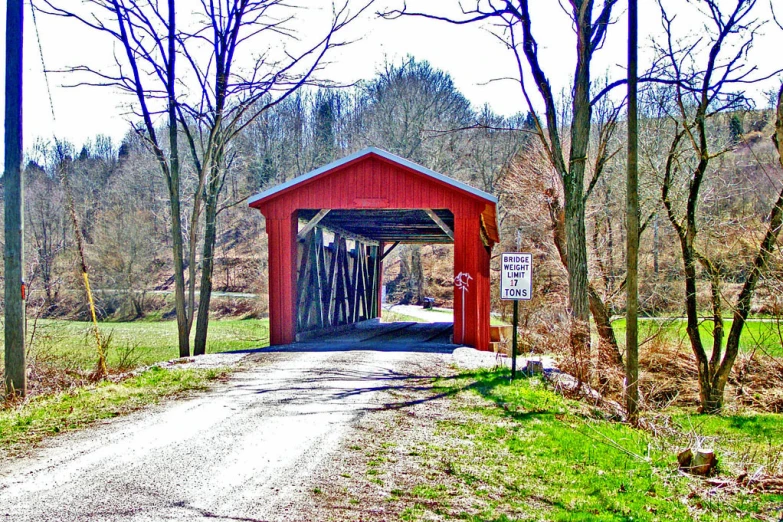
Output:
top-left (626, 0), bottom-right (640, 422)
top-left (653, 215), bottom-right (659, 275)
top-left (549, 192), bottom-right (623, 367)
top-left (167, 0), bottom-right (189, 358)
top-left (411, 245), bottom-right (424, 303)
top-left (681, 238), bottom-right (714, 412)
top-left (193, 171), bottom-right (221, 356)
top-left (699, 370), bottom-right (726, 414)
top-left (588, 285), bottom-right (623, 366)
top-left (564, 7), bottom-right (595, 384)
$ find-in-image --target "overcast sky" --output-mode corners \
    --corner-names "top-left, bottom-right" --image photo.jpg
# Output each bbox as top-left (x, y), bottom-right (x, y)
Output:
top-left (0, 0), bottom-right (781, 166)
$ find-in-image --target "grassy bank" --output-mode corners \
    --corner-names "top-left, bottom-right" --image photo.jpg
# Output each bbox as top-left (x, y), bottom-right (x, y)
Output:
top-left (1, 318), bottom-right (270, 372)
top-left (0, 318), bottom-right (265, 449)
top-left (370, 369), bottom-right (783, 521)
top-left (0, 366), bottom-right (228, 457)
top-left (612, 317), bottom-right (783, 357)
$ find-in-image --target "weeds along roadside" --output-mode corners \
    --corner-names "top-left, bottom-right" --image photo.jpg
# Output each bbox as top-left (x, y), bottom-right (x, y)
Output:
top-left (0, 366), bottom-right (230, 458)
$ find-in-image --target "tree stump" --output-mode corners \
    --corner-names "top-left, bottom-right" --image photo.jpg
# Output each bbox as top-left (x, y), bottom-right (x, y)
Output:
top-left (677, 448), bottom-right (717, 476)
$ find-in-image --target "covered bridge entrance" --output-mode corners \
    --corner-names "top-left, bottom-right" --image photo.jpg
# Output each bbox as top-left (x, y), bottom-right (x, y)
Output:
top-left (248, 148), bottom-right (499, 350)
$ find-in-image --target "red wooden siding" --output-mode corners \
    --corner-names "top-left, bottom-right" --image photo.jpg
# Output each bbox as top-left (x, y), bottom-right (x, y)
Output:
top-left (251, 151), bottom-right (497, 350)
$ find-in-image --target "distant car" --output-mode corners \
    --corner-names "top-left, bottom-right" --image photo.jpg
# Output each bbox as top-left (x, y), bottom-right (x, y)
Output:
top-left (422, 297), bottom-right (435, 309)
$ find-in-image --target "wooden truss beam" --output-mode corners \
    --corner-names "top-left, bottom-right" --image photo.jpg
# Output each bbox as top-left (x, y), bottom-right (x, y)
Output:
top-left (297, 209), bottom-right (330, 241)
top-left (425, 209), bottom-right (454, 241)
top-left (380, 241), bottom-right (400, 261)
top-left (318, 223), bottom-right (379, 246)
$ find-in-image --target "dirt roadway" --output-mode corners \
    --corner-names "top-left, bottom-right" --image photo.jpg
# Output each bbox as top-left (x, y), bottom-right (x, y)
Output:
top-left (0, 325), bottom-right (481, 522)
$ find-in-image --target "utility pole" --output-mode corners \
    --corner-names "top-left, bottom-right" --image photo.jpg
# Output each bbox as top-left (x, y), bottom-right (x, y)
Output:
top-left (4, 0), bottom-right (26, 397)
top-left (625, 0), bottom-right (639, 423)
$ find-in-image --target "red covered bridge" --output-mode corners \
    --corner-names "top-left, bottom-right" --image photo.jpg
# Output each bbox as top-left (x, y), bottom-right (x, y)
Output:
top-left (248, 147), bottom-right (499, 350)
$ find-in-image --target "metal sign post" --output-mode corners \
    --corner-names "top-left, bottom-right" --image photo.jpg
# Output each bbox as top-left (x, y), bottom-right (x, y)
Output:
top-left (500, 253), bottom-right (532, 379)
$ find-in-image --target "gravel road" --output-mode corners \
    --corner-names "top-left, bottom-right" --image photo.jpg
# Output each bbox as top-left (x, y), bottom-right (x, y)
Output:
top-left (0, 334), bottom-right (464, 521)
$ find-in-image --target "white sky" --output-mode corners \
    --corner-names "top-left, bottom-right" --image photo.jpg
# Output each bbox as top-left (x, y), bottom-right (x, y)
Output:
top-left (0, 0), bottom-right (781, 165)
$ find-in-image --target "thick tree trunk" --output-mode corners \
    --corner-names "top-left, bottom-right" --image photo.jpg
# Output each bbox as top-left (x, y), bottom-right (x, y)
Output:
top-left (193, 177), bottom-right (220, 356)
top-left (169, 168), bottom-right (189, 358)
top-left (588, 285), bottom-right (623, 366)
top-left (564, 6), bottom-right (596, 384)
top-left (549, 193), bottom-right (623, 367)
top-left (680, 238), bottom-right (723, 413)
top-left (626, 0), bottom-right (640, 422)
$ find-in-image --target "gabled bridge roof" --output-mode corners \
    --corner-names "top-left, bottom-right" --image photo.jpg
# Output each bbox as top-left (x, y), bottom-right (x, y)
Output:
top-left (248, 147), bottom-right (499, 246)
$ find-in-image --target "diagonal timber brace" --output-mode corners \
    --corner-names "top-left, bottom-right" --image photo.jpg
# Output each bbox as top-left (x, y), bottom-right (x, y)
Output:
top-left (297, 209), bottom-right (330, 241)
top-left (425, 209), bottom-right (454, 241)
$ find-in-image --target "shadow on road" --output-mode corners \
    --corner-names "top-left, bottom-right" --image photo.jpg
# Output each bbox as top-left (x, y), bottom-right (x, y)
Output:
top-left (215, 321), bottom-right (521, 417)
top-left (230, 321), bottom-right (458, 355)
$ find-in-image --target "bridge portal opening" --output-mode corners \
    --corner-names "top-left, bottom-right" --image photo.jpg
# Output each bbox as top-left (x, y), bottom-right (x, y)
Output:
top-left (294, 209), bottom-right (455, 338)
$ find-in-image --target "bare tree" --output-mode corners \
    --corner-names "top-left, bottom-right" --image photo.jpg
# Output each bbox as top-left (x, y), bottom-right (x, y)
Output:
top-left (174, 0), bottom-right (371, 355)
top-left (40, 0), bottom-right (191, 357)
top-left (383, 1), bottom-right (624, 380)
top-left (655, 0), bottom-right (782, 412)
top-left (354, 57), bottom-right (477, 303)
top-left (40, 1), bottom-right (371, 356)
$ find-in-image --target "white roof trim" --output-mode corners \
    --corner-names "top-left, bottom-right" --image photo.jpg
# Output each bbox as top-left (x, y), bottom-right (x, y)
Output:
top-left (247, 146), bottom-right (498, 207)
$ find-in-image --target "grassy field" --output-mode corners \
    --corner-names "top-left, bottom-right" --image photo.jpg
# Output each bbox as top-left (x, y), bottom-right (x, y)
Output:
top-left (0, 318), bottom-right (264, 456)
top-left (1, 318), bottom-right (270, 372)
top-left (612, 317), bottom-right (783, 357)
top-left (380, 369), bottom-right (783, 521)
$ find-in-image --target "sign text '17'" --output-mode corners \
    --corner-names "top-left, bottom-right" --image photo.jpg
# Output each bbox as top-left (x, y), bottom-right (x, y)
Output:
top-left (500, 253), bottom-right (532, 300)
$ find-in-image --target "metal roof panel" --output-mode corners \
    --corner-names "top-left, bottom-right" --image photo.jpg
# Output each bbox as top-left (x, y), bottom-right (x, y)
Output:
top-left (247, 147), bottom-right (498, 207)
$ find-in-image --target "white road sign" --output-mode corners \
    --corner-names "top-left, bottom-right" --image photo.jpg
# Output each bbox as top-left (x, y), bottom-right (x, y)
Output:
top-left (501, 253), bottom-right (532, 300)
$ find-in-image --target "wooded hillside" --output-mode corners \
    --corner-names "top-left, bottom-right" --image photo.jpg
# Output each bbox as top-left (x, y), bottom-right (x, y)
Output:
top-left (5, 58), bottom-right (779, 327)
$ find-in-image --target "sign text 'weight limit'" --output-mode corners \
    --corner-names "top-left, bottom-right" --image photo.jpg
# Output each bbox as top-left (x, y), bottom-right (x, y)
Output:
top-left (501, 253), bottom-right (532, 300)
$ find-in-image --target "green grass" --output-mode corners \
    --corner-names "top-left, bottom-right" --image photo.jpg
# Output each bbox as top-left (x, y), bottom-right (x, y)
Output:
top-left (0, 366), bottom-right (228, 454)
top-left (670, 410), bottom-right (783, 476)
top-left (1, 318), bottom-right (269, 372)
top-left (380, 310), bottom-right (428, 323)
top-left (396, 369), bottom-right (783, 521)
top-left (612, 317), bottom-right (783, 357)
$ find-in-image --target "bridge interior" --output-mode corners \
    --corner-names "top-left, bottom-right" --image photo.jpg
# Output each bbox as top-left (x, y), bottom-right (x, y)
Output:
top-left (294, 208), bottom-right (455, 340)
